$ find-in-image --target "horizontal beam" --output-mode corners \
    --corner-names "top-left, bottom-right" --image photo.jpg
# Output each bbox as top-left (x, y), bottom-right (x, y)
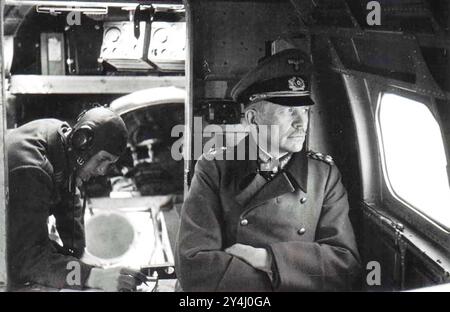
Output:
top-left (9, 75), bottom-right (186, 94)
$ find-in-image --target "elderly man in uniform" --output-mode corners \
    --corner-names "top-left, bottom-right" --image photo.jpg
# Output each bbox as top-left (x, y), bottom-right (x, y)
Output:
top-left (176, 49), bottom-right (360, 291)
top-left (7, 107), bottom-right (147, 291)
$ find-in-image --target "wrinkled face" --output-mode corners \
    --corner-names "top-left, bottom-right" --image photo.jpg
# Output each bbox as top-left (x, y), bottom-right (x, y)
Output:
top-left (256, 102), bottom-right (309, 154)
top-left (76, 150), bottom-right (119, 187)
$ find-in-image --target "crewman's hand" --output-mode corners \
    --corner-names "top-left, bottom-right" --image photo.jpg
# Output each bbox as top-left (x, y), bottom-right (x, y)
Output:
top-left (225, 243), bottom-right (272, 273)
top-left (86, 267), bottom-right (148, 292)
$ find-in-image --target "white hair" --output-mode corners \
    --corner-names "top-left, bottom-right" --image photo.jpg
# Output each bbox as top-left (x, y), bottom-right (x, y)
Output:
top-left (242, 100), bottom-right (271, 126)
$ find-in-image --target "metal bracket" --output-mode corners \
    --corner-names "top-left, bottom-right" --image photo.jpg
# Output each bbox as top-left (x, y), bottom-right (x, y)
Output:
top-left (366, 204), bottom-right (405, 233)
top-left (362, 204), bottom-right (407, 289)
top-left (140, 264), bottom-right (176, 280)
top-left (394, 225), bottom-right (407, 290)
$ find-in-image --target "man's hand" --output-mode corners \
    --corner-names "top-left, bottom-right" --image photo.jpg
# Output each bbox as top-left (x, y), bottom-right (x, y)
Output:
top-left (86, 267), bottom-right (148, 292)
top-left (225, 243), bottom-right (272, 273)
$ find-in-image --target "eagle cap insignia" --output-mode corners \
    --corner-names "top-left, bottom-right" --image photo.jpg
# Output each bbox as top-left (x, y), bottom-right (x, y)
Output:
top-left (288, 76), bottom-right (306, 91)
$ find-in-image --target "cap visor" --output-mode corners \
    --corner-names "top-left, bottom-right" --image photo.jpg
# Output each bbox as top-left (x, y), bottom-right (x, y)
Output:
top-left (266, 96), bottom-right (314, 107)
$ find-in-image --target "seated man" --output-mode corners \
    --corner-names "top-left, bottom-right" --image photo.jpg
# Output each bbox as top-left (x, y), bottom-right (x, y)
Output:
top-left (7, 107), bottom-right (147, 291)
top-left (176, 49), bottom-right (361, 291)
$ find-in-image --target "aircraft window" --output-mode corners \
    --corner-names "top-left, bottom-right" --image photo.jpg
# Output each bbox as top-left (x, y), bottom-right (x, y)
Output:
top-left (377, 93), bottom-right (450, 229)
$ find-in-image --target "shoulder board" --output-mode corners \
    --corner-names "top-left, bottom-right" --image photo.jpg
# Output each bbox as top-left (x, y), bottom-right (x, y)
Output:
top-left (307, 150), bottom-right (334, 165)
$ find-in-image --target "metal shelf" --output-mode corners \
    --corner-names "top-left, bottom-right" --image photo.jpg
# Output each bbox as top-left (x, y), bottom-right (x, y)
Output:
top-left (9, 75), bottom-right (185, 95)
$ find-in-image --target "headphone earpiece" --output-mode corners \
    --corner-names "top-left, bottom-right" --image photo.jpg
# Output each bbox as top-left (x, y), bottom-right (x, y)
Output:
top-left (70, 125), bottom-right (94, 152)
top-left (76, 109), bottom-right (88, 122)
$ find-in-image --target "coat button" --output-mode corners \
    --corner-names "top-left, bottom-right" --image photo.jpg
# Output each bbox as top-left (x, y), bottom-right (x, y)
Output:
top-left (297, 227), bottom-right (306, 235)
top-left (240, 219), bottom-right (249, 226)
top-left (300, 197), bottom-right (307, 204)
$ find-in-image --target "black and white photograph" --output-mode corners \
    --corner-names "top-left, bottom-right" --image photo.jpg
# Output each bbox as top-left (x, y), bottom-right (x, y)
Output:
top-left (0, 0), bottom-right (449, 301)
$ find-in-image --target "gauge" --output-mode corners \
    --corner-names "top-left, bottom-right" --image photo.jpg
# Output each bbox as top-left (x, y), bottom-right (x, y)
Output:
top-left (104, 27), bottom-right (121, 43)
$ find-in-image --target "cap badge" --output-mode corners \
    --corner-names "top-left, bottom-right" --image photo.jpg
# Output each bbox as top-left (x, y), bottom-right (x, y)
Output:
top-left (288, 76), bottom-right (306, 91)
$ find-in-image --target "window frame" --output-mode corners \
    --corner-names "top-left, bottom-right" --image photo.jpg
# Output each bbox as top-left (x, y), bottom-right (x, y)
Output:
top-left (374, 90), bottom-right (450, 251)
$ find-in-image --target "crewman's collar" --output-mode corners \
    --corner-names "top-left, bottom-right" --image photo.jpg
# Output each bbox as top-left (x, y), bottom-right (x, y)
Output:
top-left (47, 123), bottom-right (72, 186)
top-left (58, 126), bottom-right (80, 173)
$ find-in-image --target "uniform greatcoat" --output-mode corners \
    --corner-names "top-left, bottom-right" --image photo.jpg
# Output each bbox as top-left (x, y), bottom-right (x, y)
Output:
top-left (176, 137), bottom-right (361, 291)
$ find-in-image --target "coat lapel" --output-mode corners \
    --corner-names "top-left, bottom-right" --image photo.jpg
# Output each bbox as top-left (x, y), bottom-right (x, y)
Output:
top-left (244, 172), bottom-right (296, 210)
top-left (284, 150), bottom-right (308, 193)
top-left (233, 136), bottom-right (260, 206)
top-left (235, 173), bottom-right (267, 207)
